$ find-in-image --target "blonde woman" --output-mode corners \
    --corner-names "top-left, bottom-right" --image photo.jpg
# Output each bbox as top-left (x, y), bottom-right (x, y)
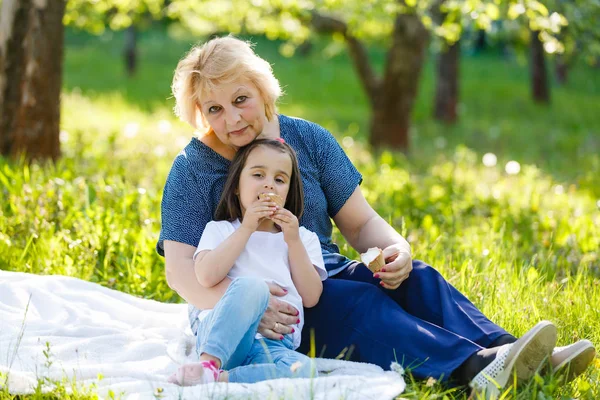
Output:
top-left (159, 36), bottom-right (595, 397)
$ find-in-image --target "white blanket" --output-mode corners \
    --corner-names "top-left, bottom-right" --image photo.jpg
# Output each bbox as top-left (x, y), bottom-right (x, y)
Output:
top-left (0, 271), bottom-right (405, 399)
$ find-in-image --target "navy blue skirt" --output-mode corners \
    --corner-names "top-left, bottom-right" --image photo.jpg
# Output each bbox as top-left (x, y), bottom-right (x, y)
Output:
top-left (298, 260), bottom-right (510, 380)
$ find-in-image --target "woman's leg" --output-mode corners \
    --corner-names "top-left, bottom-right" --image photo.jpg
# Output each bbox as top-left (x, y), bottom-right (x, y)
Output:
top-left (228, 337), bottom-right (315, 383)
top-left (196, 276), bottom-right (270, 369)
top-left (298, 278), bottom-right (484, 381)
top-left (339, 259), bottom-right (514, 348)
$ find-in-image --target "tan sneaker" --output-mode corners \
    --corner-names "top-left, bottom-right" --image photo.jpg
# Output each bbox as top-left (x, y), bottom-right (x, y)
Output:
top-left (469, 321), bottom-right (557, 399)
top-left (551, 339), bottom-right (595, 383)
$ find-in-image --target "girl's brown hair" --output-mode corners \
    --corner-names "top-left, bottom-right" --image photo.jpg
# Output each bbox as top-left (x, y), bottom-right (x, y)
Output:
top-left (214, 139), bottom-right (304, 221)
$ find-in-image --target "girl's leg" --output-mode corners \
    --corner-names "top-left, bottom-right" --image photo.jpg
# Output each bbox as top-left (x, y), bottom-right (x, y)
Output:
top-left (298, 278), bottom-right (483, 381)
top-left (228, 337), bottom-right (315, 383)
top-left (195, 276), bottom-right (270, 369)
top-left (338, 259), bottom-right (514, 348)
top-left (169, 277), bottom-right (270, 385)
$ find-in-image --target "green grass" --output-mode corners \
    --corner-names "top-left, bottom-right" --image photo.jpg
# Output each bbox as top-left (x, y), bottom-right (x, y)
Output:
top-left (1, 26), bottom-right (599, 399)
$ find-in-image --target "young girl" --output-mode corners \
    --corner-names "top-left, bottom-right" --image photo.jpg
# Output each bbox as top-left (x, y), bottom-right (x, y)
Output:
top-left (168, 138), bottom-right (327, 386)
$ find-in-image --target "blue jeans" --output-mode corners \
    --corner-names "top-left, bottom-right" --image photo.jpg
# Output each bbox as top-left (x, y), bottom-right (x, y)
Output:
top-left (195, 277), bottom-right (315, 383)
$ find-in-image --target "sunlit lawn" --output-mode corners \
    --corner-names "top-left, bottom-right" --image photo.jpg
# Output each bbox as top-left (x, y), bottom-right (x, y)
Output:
top-left (1, 27), bottom-right (599, 399)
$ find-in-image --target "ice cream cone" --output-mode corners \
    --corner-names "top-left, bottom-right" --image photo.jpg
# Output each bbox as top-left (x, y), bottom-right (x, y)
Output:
top-left (259, 192), bottom-right (285, 208)
top-left (360, 247), bottom-right (386, 273)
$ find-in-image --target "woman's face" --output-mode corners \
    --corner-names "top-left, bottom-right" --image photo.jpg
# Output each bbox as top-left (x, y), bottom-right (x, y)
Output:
top-left (200, 80), bottom-right (267, 149)
top-left (237, 146), bottom-right (292, 215)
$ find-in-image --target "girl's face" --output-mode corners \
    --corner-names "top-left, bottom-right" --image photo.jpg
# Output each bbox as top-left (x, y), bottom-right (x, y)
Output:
top-left (237, 146), bottom-right (293, 215)
top-left (200, 80), bottom-right (267, 149)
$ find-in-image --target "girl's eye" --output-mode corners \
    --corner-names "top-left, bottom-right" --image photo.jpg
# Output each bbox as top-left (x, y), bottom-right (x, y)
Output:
top-left (235, 96), bottom-right (247, 104)
top-left (253, 173), bottom-right (262, 178)
top-left (208, 105), bottom-right (221, 114)
top-left (276, 178), bottom-right (285, 183)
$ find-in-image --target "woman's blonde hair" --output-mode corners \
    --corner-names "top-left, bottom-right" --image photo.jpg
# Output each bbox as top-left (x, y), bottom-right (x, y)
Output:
top-left (171, 36), bottom-right (282, 130)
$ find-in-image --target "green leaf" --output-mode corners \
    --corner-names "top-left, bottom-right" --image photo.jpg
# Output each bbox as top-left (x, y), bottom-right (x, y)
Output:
top-left (485, 3), bottom-right (499, 20)
top-left (527, 267), bottom-right (539, 284)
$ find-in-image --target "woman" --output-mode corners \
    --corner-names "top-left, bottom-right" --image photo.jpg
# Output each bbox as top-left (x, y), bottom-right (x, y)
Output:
top-left (159, 36), bottom-right (595, 396)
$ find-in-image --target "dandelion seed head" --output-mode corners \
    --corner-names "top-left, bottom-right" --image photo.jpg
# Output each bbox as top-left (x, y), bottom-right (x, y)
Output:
top-left (124, 122), bottom-right (139, 138)
top-left (505, 161), bottom-right (521, 175)
top-left (482, 153), bottom-right (497, 167)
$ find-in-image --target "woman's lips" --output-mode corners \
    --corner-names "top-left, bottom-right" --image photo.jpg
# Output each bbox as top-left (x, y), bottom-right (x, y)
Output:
top-left (229, 126), bottom-right (248, 136)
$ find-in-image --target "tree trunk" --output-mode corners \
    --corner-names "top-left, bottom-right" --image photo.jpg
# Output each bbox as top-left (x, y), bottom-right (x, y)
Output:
top-left (124, 24), bottom-right (137, 77)
top-left (369, 13), bottom-right (428, 151)
top-left (474, 29), bottom-right (486, 54)
top-left (434, 40), bottom-right (460, 124)
top-left (555, 55), bottom-right (568, 85)
top-left (310, 9), bottom-right (427, 151)
top-left (0, 0), bottom-right (65, 161)
top-left (530, 30), bottom-right (550, 104)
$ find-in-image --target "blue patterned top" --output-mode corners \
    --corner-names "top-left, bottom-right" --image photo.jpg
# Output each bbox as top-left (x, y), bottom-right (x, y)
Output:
top-left (157, 114), bottom-right (363, 276)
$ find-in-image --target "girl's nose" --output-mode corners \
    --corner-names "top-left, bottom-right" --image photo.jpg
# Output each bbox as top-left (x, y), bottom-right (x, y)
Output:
top-left (264, 183), bottom-right (274, 190)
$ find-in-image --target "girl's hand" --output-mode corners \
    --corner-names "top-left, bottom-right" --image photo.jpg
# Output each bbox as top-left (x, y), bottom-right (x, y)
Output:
top-left (258, 282), bottom-right (300, 340)
top-left (375, 244), bottom-right (412, 290)
top-left (240, 197), bottom-right (277, 233)
top-left (271, 208), bottom-right (300, 244)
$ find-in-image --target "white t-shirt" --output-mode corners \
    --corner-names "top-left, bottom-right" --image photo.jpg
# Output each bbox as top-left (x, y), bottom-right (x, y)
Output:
top-left (194, 219), bottom-right (327, 349)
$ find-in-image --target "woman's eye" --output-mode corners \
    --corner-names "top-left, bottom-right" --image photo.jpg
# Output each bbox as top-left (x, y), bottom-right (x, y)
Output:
top-left (208, 105), bottom-right (221, 114)
top-left (235, 96), bottom-right (247, 104)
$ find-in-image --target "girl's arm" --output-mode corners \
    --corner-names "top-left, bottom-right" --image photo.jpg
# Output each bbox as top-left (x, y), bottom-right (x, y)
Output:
top-left (196, 198), bottom-right (277, 287)
top-left (273, 209), bottom-right (323, 307)
top-left (194, 226), bottom-right (253, 287)
top-left (164, 240), bottom-right (301, 339)
top-left (287, 239), bottom-right (323, 307)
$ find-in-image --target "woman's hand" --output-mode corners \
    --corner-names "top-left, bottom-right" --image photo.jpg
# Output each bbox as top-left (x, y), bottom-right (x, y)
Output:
top-left (375, 244), bottom-right (413, 290)
top-left (240, 198), bottom-right (277, 233)
top-left (257, 282), bottom-right (300, 340)
top-left (271, 208), bottom-right (300, 244)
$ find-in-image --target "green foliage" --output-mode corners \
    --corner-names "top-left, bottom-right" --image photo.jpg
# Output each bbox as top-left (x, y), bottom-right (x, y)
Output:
top-left (165, 0), bottom-right (566, 53)
top-left (549, 0), bottom-right (600, 64)
top-left (1, 29), bottom-right (599, 398)
top-left (0, 343), bottom-right (105, 400)
top-left (65, 0), bottom-right (165, 33)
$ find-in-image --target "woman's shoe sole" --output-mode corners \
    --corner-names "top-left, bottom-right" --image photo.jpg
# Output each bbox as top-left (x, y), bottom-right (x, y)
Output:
top-left (509, 321), bottom-right (557, 381)
top-left (554, 340), bottom-right (596, 382)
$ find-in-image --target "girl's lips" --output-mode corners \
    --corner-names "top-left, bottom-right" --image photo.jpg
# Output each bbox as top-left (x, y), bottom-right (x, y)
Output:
top-left (229, 126), bottom-right (248, 135)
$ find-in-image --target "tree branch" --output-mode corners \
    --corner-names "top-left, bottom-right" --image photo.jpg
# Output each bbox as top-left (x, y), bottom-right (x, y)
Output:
top-left (310, 12), bottom-right (380, 105)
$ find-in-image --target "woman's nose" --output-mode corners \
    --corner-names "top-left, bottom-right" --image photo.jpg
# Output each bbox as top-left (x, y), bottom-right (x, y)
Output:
top-left (225, 106), bottom-right (241, 125)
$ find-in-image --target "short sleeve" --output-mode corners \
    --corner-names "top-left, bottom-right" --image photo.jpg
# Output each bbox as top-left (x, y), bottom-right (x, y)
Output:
top-left (315, 126), bottom-right (363, 217)
top-left (157, 152), bottom-right (211, 256)
top-left (300, 228), bottom-right (327, 281)
top-left (194, 221), bottom-right (227, 259)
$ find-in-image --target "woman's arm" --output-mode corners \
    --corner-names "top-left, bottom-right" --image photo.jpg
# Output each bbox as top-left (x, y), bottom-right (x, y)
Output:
top-left (333, 186), bottom-right (413, 289)
top-left (333, 187), bottom-right (410, 252)
top-left (164, 240), bottom-right (232, 309)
